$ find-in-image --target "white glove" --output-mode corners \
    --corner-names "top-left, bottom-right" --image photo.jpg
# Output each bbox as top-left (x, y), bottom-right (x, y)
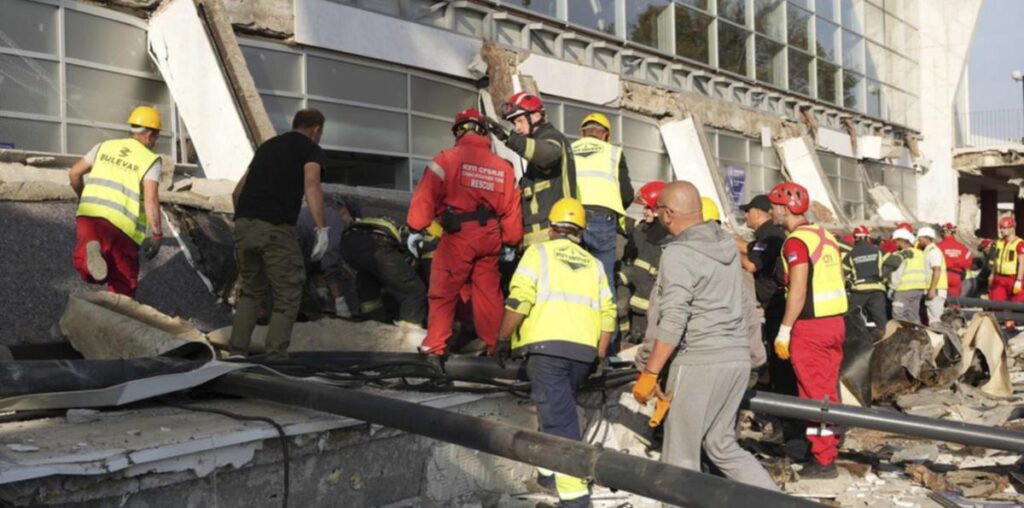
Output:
top-left (334, 296), bottom-right (352, 318)
top-left (774, 324), bottom-right (792, 361)
top-left (500, 245), bottom-right (516, 263)
top-left (311, 227), bottom-right (329, 262)
top-left (406, 232), bottom-right (424, 257)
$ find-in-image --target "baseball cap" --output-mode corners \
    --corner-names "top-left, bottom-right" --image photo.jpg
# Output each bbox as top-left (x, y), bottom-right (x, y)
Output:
top-left (740, 194), bottom-right (772, 213)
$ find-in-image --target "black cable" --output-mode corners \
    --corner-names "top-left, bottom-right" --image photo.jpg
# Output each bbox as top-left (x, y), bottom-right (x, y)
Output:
top-left (161, 400), bottom-right (290, 508)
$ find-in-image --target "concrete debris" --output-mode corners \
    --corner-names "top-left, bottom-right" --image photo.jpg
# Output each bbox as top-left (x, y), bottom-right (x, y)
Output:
top-left (0, 161), bottom-right (76, 202)
top-left (207, 318), bottom-right (420, 354)
top-left (890, 443), bottom-right (940, 464)
top-left (163, 204), bottom-right (237, 299)
top-left (65, 409), bottom-right (101, 425)
top-left (867, 184), bottom-right (915, 223)
top-left (871, 321), bottom-right (960, 402)
top-left (482, 40), bottom-right (523, 115)
top-left (4, 444), bottom-right (39, 453)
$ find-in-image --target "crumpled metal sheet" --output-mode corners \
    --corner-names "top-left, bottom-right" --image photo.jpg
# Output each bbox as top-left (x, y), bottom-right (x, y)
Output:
top-left (958, 313), bottom-right (1012, 398)
top-left (871, 321), bottom-right (962, 403)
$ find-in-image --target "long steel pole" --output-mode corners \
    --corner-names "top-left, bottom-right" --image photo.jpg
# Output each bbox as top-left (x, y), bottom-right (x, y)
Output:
top-left (210, 371), bottom-right (815, 508)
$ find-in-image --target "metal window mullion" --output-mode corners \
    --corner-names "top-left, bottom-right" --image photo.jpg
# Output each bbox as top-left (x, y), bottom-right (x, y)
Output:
top-left (406, 72), bottom-right (413, 190)
top-left (0, 110), bottom-right (62, 122)
top-left (63, 57), bottom-right (163, 81)
top-left (305, 94), bottom-right (410, 115)
top-left (58, 2), bottom-right (67, 153)
top-left (0, 47), bottom-right (60, 61)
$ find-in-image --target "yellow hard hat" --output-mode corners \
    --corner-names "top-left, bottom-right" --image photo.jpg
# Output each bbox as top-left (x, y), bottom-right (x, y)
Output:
top-left (127, 106), bottom-right (162, 131)
top-left (548, 197), bottom-right (587, 229)
top-left (425, 220), bottom-right (443, 238)
top-left (580, 112), bottom-right (612, 134)
top-left (701, 196), bottom-right (721, 222)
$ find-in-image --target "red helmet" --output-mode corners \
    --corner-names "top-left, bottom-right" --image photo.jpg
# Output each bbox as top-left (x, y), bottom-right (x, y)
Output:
top-left (638, 180), bottom-right (666, 209)
top-left (896, 222), bottom-right (913, 232)
top-left (767, 182), bottom-right (809, 215)
top-left (853, 225), bottom-right (870, 237)
top-left (452, 107), bottom-right (486, 136)
top-left (999, 216), bottom-right (1016, 229)
top-left (980, 238), bottom-right (994, 250)
top-left (501, 92), bottom-right (544, 120)
top-left (942, 222), bottom-right (956, 232)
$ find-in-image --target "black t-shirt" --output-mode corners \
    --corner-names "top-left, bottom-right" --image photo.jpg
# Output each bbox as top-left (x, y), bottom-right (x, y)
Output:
top-left (747, 221), bottom-right (786, 303)
top-left (235, 131), bottom-right (326, 226)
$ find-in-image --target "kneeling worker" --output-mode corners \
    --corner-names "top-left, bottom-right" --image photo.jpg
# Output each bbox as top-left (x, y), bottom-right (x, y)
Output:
top-left (495, 198), bottom-right (616, 507)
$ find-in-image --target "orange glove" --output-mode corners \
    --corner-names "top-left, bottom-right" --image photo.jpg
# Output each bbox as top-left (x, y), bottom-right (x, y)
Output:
top-left (1014, 279), bottom-right (1022, 295)
top-left (632, 370), bottom-right (659, 404)
top-left (774, 324), bottom-right (792, 361)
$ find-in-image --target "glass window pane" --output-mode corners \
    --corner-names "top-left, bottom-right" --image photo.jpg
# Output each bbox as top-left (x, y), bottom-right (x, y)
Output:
top-left (0, 55), bottom-right (59, 116)
top-left (719, 135), bottom-right (747, 160)
top-left (679, 0), bottom-right (709, 10)
top-left (307, 56), bottom-right (407, 108)
top-left (569, 0), bottom-right (617, 35)
top-left (68, 124), bottom-right (173, 156)
top-left (885, 14), bottom-right (903, 51)
top-left (565, 106), bottom-right (620, 144)
top-left (624, 149), bottom-right (672, 182)
top-left (0, 117), bottom-right (59, 152)
top-left (241, 46), bottom-right (301, 93)
top-left (840, 157), bottom-right (859, 178)
top-left (260, 94), bottom-right (303, 135)
top-left (816, 18), bottom-right (839, 63)
top-left (718, 22), bottom-right (749, 75)
top-left (843, 71), bottom-right (864, 112)
top-left (623, 117), bottom-right (663, 152)
top-left (754, 0), bottom-right (786, 41)
top-left (863, 2), bottom-right (883, 42)
top-left (817, 61), bottom-right (839, 104)
top-left (788, 6), bottom-right (812, 51)
top-left (66, 10), bottom-right (156, 74)
top-left (819, 152), bottom-right (838, 175)
top-left (675, 6), bottom-right (713, 63)
top-left (789, 0), bottom-right (812, 8)
top-left (788, 49), bottom-right (812, 95)
top-left (411, 116), bottom-right (452, 157)
top-left (755, 37), bottom-right (785, 86)
top-left (841, 0), bottom-right (862, 33)
top-left (66, 65), bottom-right (171, 125)
top-left (0, 0), bottom-right (58, 54)
top-left (718, 0), bottom-right (747, 25)
top-left (866, 79), bottom-right (882, 117)
top-left (763, 167), bottom-right (784, 190)
top-left (865, 41), bottom-right (884, 80)
top-left (816, 0), bottom-right (836, 20)
top-left (626, 1), bottom-right (673, 51)
top-left (842, 30), bottom-right (864, 73)
top-left (510, 0), bottom-right (557, 18)
top-left (309, 100), bottom-right (408, 153)
top-left (410, 77), bottom-right (475, 118)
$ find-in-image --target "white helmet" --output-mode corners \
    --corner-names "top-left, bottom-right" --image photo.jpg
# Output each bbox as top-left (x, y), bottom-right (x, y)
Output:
top-left (893, 229), bottom-right (916, 243)
top-left (916, 226), bottom-right (937, 240)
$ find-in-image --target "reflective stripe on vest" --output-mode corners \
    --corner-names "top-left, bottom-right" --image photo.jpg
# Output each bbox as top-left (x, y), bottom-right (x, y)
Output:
top-left (571, 137), bottom-right (625, 215)
top-left (783, 225), bottom-right (849, 318)
top-left (75, 138), bottom-right (159, 245)
top-left (848, 242), bottom-right (885, 292)
top-left (996, 238), bottom-right (1023, 276)
top-left (923, 243), bottom-right (948, 290)
top-left (521, 136), bottom-right (573, 247)
top-left (894, 248), bottom-right (928, 291)
top-left (634, 258), bottom-right (658, 276)
top-left (352, 217), bottom-right (402, 243)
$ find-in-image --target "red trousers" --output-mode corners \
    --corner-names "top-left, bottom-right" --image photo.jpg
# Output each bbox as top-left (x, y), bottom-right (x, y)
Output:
top-left (420, 222), bottom-right (503, 355)
top-left (990, 275), bottom-right (1024, 302)
top-left (72, 216), bottom-right (139, 297)
top-left (946, 272), bottom-right (963, 298)
top-left (791, 315), bottom-right (844, 466)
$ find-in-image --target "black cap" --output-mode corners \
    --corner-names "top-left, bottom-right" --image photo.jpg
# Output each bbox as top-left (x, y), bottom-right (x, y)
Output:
top-left (740, 194), bottom-right (772, 213)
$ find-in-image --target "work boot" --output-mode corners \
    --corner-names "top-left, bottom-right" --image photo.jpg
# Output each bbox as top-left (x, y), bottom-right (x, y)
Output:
top-left (798, 460), bottom-right (838, 479)
top-left (85, 240), bottom-right (107, 281)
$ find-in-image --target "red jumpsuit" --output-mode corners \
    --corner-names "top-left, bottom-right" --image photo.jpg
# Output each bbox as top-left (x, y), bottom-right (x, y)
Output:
top-left (408, 133), bottom-right (523, 355)
top-left (938, 236), bottom-right (972, 298)
top-left (990, 239), bottom-right (1024, 302)
top-left (783, 236), bottom-right (844, 467)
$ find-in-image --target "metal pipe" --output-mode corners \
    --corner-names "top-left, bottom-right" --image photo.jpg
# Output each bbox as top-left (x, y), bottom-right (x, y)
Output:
top-left (743, 390), bottom-right (1024, 453)
top-left (948, 297), bottom-right (1024, 312)
top-left (210, 371), bottom-right (813, 508)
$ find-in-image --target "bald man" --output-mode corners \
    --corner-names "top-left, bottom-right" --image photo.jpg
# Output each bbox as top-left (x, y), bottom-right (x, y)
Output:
top-left (633, 182), bottom-right (777, 489)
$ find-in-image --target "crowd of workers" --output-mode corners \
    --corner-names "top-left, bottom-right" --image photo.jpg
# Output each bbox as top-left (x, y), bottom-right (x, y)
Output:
top-left (68, 101), bottom-right (1024, 506)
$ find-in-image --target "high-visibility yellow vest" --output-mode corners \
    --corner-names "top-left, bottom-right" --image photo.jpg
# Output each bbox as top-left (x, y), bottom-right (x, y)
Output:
top-left (506, 238), bottom-right (614, 362)
top-left (351, 217), bottom-right (402, 243)
top-left (995, 238), bottom-right (1023, 276)
top-left (571, 137), bottom-right (624, 215)
top-left (76, 138), bottom-right (159, 245)
top-left (782, 224), bottom-right (849, 319)
top-left (844, 241), bottom-right (885, 292)
top-left (923, 243), bottom-right (948, 290)
top-left (893, 248), bottom-right (928, 291)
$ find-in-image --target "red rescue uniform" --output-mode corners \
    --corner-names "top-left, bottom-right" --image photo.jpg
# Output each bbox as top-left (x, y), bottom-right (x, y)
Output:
top-left (990, 238), bottom-right (1024, 302)
top-left (937, 236), bottom-right (972, 298)
top-left (408, 133), bottom-right (523, 354)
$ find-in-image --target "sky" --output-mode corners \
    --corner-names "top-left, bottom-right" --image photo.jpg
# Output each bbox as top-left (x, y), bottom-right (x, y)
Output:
top-left (968, 0), bottom-right (1024, 113)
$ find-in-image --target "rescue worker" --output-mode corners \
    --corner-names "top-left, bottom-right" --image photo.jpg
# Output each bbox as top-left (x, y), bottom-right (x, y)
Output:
top-left (886, 228), bottom-right (927, 324)
top-left (229, 109), bottom-right (329, 359)
top-left (700, 196), bottom-right (720, 223)
top-left (917, 226), bottom-right (947, 325)
top-left (340, 215), bottom-right (428, 341)
top-left (407, 108), bottom-right (523, 356)
top-left (617, 181), bottom-right (668, 343)
top-left (843, 225), bottom-right (888, 328)
top-left (494, 198), bottom-right (615, 507)
top-left (768, 182), bottom-right (847, 479)
top-left (989, 216), bottom-right (1024, 302)
top-left (634, 181), bottom-right (778, 490)
top-left (297, 196), bottom-right (354, 318)
top-left (69, 105), bottom-right (165, 297)
top-left (938, 223), bottom-right (972, 298)
top-left (972, 238), bottom-right (996, 297)
top-left (487, 93), bottom-right (576, 247)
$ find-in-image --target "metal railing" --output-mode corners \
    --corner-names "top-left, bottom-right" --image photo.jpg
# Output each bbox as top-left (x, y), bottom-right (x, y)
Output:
top-left (957, 109), bottom-right (1024, 148)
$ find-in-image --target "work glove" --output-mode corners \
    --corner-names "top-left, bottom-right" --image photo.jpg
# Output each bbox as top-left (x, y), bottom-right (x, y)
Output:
top-left (500, 245), bottom-right (517, 263)
top-left (1015, 280), bottom-right (1023, 295)
top-left (632, 370), bottom-right (658, 404)
top-left (590, 356), bottom-right (608, 379)
top-left (311, 227), bottom-right (329, 262)
top-left (774, 324), bottom-right (793, 361)
top-left (493, 337), bottom-right (512, 368)
top-left (334, 296), bottom-right (352, 319)
top-left (486, 117), bottom-right (510, 142)
top-left (140, 233), bottom-right (163, 260)
top-left (406, 232), bottom-right (424, 258)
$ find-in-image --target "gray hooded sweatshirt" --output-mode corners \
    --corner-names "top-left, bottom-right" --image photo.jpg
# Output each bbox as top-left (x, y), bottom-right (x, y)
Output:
top-left (654, 220), bottom-right (750, 365)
